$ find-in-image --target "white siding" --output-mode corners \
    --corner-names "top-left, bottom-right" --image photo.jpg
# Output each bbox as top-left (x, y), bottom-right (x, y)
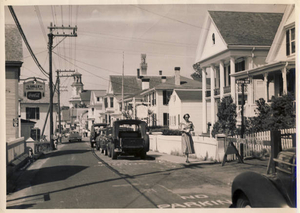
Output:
top-left (168, 92), bottom-right (181, 130)
top-left (181, 102), bottom-right (203, 135)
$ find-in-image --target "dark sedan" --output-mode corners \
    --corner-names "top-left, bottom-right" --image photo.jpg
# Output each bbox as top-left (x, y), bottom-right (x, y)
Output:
top-left (231, 147), bottom-right (296, 208)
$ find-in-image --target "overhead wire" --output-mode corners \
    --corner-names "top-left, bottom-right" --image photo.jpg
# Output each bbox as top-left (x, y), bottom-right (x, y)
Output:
top-left (8, 6), bottom-right (49, 78)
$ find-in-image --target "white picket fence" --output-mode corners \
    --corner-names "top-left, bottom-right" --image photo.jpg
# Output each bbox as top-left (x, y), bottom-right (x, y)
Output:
top-left (230, 128), bottom-right (296, 158)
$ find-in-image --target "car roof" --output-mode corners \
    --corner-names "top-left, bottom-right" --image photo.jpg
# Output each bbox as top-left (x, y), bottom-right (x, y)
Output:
top-left (93, 123), bottom-right (108, 127)
top-left (113, 119), bottom-right (146, 125)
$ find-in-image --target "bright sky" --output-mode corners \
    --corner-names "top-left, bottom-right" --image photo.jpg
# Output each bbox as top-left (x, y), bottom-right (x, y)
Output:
top-left (3, 1), bottom-right (288, 106)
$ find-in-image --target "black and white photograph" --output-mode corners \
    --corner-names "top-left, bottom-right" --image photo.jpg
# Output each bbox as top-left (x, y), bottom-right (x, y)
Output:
top-left (2, 0), bottom-right (298, 211)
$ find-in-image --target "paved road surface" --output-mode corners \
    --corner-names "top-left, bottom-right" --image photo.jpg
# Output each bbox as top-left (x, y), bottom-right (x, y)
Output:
top-left (6, 137), bottom-right (267, 209)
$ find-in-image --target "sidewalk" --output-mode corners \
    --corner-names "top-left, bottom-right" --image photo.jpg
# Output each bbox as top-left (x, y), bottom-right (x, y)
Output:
top-left (147, 151), bottom-right (216, 165)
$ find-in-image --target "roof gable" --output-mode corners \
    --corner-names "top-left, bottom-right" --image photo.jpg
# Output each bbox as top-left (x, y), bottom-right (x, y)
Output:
top-left (266, 5), bottom-right (295, 63)
top-left (209, 11), bottom-right (283, 46)
top-left (110, 75), bottom-right (142, 95)
top-left (154, 76), bottom-right (202, 90)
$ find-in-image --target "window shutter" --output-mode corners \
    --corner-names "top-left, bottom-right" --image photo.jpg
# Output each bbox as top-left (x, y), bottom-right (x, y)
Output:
top-left (36, 107), bottom-right (39, 120)
top-left (163, 90), bottom-right (166, 105)
top-left (286, 30), bottom-right (290, 56)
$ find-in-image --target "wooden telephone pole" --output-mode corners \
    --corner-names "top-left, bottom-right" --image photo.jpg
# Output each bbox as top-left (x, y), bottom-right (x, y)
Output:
top-left (48, 23), bottom-right (77, 150)
top-left (56, 69), bottom-right (75, 144)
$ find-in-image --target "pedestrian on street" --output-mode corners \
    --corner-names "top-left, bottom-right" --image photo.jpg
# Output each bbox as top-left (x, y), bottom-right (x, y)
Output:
top-left (180, 113), bottom-right (195, 163)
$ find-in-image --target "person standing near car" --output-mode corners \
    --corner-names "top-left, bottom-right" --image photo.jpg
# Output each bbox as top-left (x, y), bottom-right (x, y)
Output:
top-left (180, 113), bottom-right (195, 163)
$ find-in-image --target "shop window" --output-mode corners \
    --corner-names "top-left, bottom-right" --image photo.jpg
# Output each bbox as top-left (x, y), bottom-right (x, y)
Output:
top-left (26, 107), bottom-right (40, 120)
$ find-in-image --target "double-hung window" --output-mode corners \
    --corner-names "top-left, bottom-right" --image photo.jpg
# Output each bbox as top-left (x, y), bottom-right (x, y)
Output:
top-left (286, 27), bottom-right (295, 56)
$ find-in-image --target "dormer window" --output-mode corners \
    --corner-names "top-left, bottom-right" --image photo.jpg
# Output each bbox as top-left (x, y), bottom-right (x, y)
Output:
top-left (212, 33), bottom-right (215, 44)
top-left (97, 97), bottom-right (100, 102)
top-left (286, 27), bottom-right (295, 56)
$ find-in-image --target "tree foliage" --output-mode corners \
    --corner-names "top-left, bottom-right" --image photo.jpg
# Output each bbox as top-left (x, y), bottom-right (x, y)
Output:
top-left (246, 93), bottom-right (295, 132)
top-left (211, 96), bottom-right (237, 137)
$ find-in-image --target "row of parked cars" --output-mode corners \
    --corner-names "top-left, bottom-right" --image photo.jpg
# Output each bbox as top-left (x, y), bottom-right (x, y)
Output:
top-left (89, 119), bottom-right (150, 160)
top-left (89, 119), bottom-right (296, 208)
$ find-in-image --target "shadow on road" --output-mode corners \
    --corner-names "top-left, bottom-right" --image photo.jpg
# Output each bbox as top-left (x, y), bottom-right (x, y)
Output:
top-left (41, 149), bottom-right (90, 159)
top-left (12, 165), bottom-right (88, 193)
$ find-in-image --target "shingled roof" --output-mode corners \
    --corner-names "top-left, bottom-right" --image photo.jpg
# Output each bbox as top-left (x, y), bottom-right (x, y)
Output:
top-left (176, 90), bottom-right (202, 101)
top-left (209, 11), bottom-right (283, 46)
top-left (5, 24), bottom-right (23, 62)
top-left (80, 90), bottom-right (91, 102)
top-left (154, 76), bottom-right (202, 90)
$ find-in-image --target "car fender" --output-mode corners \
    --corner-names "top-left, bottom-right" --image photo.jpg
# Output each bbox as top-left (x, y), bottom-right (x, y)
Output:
top-left (232, 171), bottom-right (289, 208)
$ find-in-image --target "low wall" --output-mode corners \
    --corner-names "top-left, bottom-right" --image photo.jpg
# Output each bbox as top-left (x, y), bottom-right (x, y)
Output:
top-left (149, 135), bottom-right (218, 161)
top-left (6, 137), bottom-right (25, 166)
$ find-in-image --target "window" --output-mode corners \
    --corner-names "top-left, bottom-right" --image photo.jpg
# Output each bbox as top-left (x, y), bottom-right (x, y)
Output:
top-left (104, 98), bottom-right (108, 108)
top-left (235, 58), bottom-right (245, 72)
top-left (110, 97), bottom-right (114, 108)
top-left (178, 114), bottom-right (180, 125)
top-left (152, 92), bottom-right (156, 106)
top-left (26, 107), bottom-right (40, 120)
top-left (152, 113), bottom-right (157, 126)
top-left (97, 97), bottom-right (100, 102)
top-left (163, 113), bottom-right (169, 126)
top-left (212, 33), bottom-right (215, 44)
top-left (286, 27), bottom-right (295, 56)
top-left (163, 90), bottom-right (172, 105)
top-left (92, 108), bottom-right (94, 115)
top-left (30, 128), bottom-right (40, 141)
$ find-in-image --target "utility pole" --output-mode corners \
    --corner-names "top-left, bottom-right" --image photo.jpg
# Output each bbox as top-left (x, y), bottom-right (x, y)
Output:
top-left (56, 69), bottom-right (75, 144)
top-left (122, 52), bottom-right (124, 115)
top-left (48, 22), bottom-right (77, 150)
top-left (236, 79), bottom-right (250, 139)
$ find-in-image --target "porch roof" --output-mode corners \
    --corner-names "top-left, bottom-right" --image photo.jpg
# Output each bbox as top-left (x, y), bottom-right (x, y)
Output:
top-left (231, 60), bottom-right (295, 79)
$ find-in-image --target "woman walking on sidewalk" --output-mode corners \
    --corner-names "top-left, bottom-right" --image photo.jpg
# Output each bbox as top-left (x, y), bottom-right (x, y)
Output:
top-left (180, 113), bottom-right (195, 163)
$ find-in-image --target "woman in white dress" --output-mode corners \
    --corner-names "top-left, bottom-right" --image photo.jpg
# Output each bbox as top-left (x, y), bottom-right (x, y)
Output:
top-left (180, 113), bottom-right (195, 163)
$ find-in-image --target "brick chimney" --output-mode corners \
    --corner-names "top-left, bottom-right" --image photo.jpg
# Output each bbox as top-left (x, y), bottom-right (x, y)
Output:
top-left (137, 69), bottom-right (140, 79)
top-left (142, 78), bottom-right (150, 90)
top-left (159, 70), bottom-right (162, 75)
top-left (161, 76), bottom-right (166, 83)
top-left (175, 67), bottom-right (180, 86)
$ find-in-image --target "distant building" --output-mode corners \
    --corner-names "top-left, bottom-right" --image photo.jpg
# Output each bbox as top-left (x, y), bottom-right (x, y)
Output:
top-left (5, 24), bottom-right (23, 141)
top-left (87, 90), bottom-right (106, 130)
top-left (19, 80), bottom-right (58, 141)
top-left (168, 89), bottom-right (212, 135)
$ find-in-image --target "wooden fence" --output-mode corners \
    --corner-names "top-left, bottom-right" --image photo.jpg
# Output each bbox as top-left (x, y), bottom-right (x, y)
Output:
top-left (228, 128), bottom-right (296, 159)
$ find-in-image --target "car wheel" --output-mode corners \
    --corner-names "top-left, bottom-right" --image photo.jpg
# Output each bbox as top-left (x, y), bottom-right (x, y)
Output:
top-left (236, 195), bottom-right (251, 208)
top-left (101, 148), bottom-right (104, 153)
top-left (140, 150), bottom-right (146, 160)
top-left (111, 144), bottom-right (117, 160)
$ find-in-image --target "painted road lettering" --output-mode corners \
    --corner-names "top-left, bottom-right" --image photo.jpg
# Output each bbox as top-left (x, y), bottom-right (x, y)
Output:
top-left (157, 194), bottom-right (231, 208)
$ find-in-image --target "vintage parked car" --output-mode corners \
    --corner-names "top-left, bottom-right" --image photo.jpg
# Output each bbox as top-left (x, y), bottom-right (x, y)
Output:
top-left (231, 147), bottom-right (296, 208)
top-left (90, 123), bottom-right (108, 148)
top-left (95, 127), bottom-right (112, 155)
top-left (106, 120), bottom-right (149, 160)
top-left (68, 131), bottom-right (82, 142)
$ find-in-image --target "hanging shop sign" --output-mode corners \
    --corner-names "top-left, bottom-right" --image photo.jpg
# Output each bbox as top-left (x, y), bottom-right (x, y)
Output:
top-left (24, 79), bottom-right (45, 100)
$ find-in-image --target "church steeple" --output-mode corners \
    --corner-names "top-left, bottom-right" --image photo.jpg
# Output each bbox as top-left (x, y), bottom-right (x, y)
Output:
top-left (69, 70), bottom-right (84, 108)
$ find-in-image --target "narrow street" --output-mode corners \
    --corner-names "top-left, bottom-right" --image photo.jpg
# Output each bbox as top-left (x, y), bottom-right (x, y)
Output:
top-left (6, 136), bottom-right (248, 209)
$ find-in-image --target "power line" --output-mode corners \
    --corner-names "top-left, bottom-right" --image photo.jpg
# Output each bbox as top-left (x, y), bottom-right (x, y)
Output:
top-left (80, 31), bottom-right (196, 47)
top-left (130, 5), bottom-right (204, 29)
top-left (8, 6), bottom-right (49, 77)
top-left (34, 6), bottom-right (48, 43)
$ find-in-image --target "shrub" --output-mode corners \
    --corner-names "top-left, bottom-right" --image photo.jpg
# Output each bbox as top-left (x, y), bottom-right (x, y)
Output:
top-left (162, 129), bottom-right (182, 135)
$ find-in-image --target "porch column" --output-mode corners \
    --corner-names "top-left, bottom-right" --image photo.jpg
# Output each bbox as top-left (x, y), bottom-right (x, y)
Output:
top-left (263, 73), bottom-right (269, 101)
top-left (210, 65), bottom-right (216, 132)
top-left (248, 76), bottom-right (254, 105)
top-left (230, 57), bottom-right (236, 103)
top-left (281, 65), bottom-right (287, 95)
top-left (219, 61), bottom-right (225, 99)
top-left (202, 68), bottom-right (207, 133)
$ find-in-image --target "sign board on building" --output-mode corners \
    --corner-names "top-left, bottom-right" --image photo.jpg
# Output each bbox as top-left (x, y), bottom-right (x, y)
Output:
top-left (136, 105), bottom-right (148, 119)
top-left (236, 79), bottom-right (250, 84)
top-left (24, 79), bottom-right (45, 100)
